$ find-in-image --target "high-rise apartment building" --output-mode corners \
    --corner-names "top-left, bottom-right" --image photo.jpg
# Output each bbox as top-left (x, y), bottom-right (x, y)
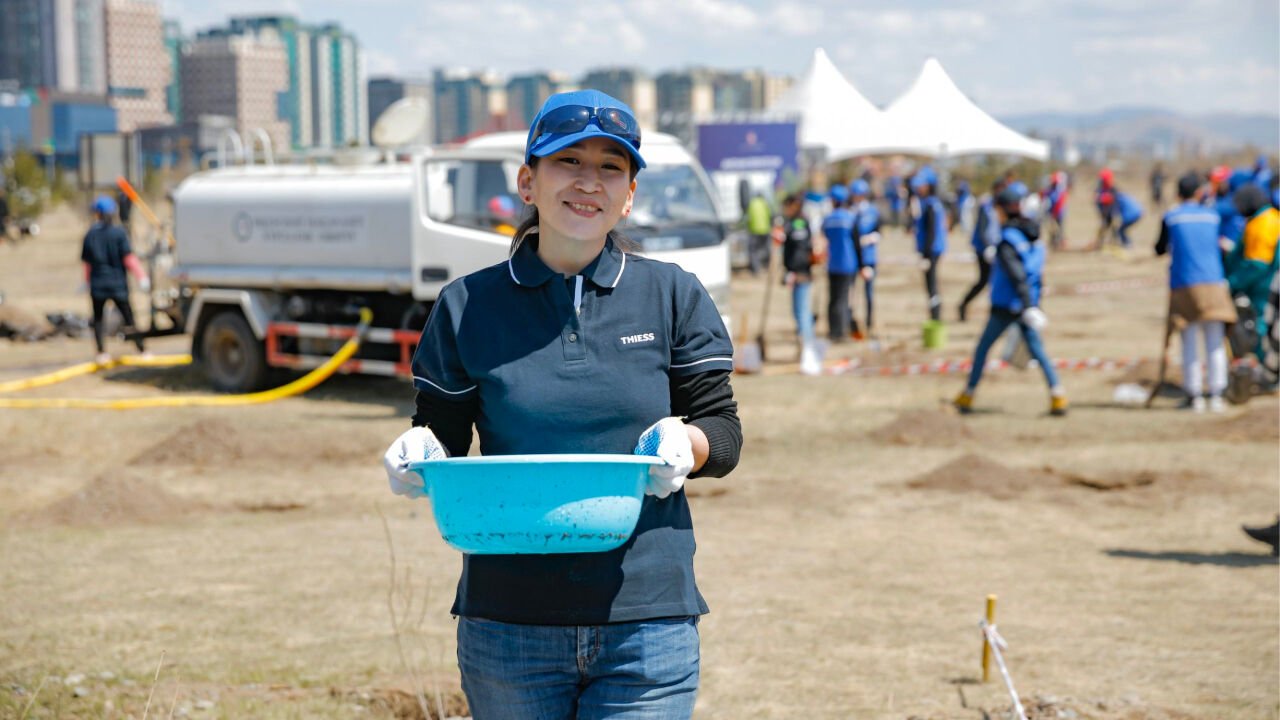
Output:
top-left (193, 16), bottom-right (364, 150)
top-left (162, 19), bottom-right (182, 122)
top-left (367, 76), bottom-right (431, 145)
top-left (225, 16), bottom-right (313, 148)
top-left (505, 72), bottom-right (572, 129)
top-left (181, 32), bottom-right (289, 153)
top-left (0, 0), bottom-right (105, 94)
top-left (104, 0), bottom-right (171, 131)
top-left (432, 69), bottom-right (494, 144)
top-left (310, 23), bottom-right (365, 148)
top-left (578, 68), bottom-right (656, 129)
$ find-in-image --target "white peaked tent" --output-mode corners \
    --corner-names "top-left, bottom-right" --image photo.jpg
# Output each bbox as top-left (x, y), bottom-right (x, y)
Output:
top-left (767, 48), bottom-right (890, 158)
top-left (834, 57), bottom-right (1048, 162)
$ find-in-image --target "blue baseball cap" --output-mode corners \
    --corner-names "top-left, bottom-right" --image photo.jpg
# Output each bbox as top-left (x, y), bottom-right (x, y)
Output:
top-left (829, 184), bottom-right (849, 203)
top-left (92, 195), bottom-right (117, 215)
top-left (849, 179), bottom-right (870, 197)
top-left (910, 166), bottom-right (937, 190)
top-left (524, 89), bottom-right (645, 170)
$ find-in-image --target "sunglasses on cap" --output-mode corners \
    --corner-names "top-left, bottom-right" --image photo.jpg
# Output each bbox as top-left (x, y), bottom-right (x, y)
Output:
top-left (531, 105), bottom-right (642, 149)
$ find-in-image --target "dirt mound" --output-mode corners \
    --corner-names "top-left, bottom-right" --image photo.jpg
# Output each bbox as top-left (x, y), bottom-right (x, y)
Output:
top-left (29, 472), bottom-right (208, 526)
top-left (0, 302), bottom-right (54, 340)
top-left (907, 453), bottom-right (1054, 499)
top-left (870, 409), bottom-right (973, 446)
top-left (1205, 404), bottom-right (1279, 443)
top-left (132, 418), bottom-right (246, 466)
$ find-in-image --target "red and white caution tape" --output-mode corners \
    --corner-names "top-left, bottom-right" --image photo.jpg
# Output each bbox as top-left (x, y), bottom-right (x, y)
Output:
top-left (1051, 277), bottom-right (1163, 297)
top-left (980, 620), bottom-right (1028, 720)
top-left (823, 356), bottom-right (1142, 377)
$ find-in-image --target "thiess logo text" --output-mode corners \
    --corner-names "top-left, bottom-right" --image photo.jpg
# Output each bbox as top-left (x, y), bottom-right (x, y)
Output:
top-left (620, 333), bottom-right (656, 345)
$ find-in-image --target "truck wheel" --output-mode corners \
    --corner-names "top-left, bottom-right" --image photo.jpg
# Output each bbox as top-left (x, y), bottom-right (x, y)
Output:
top-left (200, 311), bottom-right (268, 393)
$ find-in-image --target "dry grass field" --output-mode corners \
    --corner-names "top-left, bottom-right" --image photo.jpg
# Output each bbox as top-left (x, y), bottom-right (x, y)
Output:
top-left (1, 195), bottom-right (1276, 719)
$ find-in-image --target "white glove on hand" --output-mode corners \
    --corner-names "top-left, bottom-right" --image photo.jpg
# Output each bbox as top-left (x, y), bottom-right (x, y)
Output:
top-left (982, 245), bottom-right (997, 263)
top-left (382, 426), bottom-right (447, 498)
top-left (1022, 306), bottom-right (1049, 332)
top-left (138, 277), bottom-right (151, 292)
top-left (634, 417), bottom-right (694, 499)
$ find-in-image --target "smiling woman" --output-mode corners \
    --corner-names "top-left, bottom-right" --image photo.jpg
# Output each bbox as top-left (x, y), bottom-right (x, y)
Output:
top-left (380, 89), bottom-right (743, 720)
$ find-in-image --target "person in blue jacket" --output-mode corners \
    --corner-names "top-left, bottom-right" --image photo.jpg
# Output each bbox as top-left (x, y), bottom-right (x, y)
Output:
top-left (1217, 170), bottom-right (1253, 250)
top-left (912, 166), bottom-right (947, 321)
top-left (849, 179), bottom-right (880, 337)
top-left (381, 89), bottom-right (743, 719)
top-left (1155, 173), bottom-right (1237, 412)
top-left (1112, 189), bottom-right (1143, 248)
top-left (954, 184), bottom-right (1068, 416)
top-left (821, 184), bottom-right (856, 342)
top-left (958, 178), bottom-right (1007, 322)
top-left (884, 174), bottom-right (903, 228)
top-left (1253, 155), bottom-right (1273, 191)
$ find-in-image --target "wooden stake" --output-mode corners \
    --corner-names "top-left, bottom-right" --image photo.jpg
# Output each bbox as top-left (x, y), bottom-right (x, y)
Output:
top-left (982, 594), bottom-right (997, 682)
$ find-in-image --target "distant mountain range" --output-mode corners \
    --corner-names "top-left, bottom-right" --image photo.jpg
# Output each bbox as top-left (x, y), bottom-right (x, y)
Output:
top-left (999, 107), bottom-right (1279, 152)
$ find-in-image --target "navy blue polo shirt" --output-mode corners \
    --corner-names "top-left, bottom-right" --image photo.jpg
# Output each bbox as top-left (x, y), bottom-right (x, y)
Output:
top-left (411, 235), bottom-right (734, 625)
top-left (80, 222), bottom-right (133, 298)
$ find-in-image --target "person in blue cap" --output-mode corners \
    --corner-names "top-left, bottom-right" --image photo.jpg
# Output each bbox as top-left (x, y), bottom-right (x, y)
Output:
top-left (848, 178), bottom-right (880, 336)
top-left (912, 166), bottom-right (947, 321)
top-left (821, 183), bottom-right (856, 342)
top-left (380, 89), bottom-right (742, 719)
top-left (80, 194), bottom-right (149, 363)
top-left (958, 178), bottom-right (1007, 322)
top-left (954, 184), bottom-right (1068, 416)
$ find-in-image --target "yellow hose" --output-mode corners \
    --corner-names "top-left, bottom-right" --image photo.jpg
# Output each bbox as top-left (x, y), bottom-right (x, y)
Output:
top-left (0, 308), bottom-right (372, 409)
top-left (0, 354), bottom-right (193, 394)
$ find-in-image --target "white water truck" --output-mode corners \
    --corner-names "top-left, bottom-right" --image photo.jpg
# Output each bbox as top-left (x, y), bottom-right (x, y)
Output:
top-left (163, 102), bottom-right (732, 392)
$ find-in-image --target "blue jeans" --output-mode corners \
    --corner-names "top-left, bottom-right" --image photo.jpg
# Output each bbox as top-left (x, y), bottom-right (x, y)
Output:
top-left (791, 278), bottom-right (814, 341)
top-left (457, 616), bottom-right (700, 719)
top-left (966, 308), bottom-right (1060, 391)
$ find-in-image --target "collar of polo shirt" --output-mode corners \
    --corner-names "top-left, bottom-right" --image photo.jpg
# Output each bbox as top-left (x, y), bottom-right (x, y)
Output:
top-left (508, 235), bottom-right (628, 289)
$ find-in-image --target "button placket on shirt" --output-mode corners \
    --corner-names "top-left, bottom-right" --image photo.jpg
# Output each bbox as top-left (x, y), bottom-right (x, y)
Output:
top-left (561, 277), bottom-right (587, 362)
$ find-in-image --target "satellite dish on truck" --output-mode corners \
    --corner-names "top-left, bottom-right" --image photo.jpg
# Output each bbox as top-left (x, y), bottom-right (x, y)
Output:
top-left (372, 97), bottom-right (429, 149)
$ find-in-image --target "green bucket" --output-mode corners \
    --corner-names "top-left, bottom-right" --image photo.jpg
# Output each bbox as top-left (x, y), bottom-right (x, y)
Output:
top-left (922, 320), bottom-right (947, 349)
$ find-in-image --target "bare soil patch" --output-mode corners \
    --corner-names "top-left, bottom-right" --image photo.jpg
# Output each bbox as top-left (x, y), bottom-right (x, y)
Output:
top-left (870, 408), bottom-right (973, 446)
top-left (1206, 404), bottom-right (1280, 443)
top-left (329, 687), bottom-right (469, 720)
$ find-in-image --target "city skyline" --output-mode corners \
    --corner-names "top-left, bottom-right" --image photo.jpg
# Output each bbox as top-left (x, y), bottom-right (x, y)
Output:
top-left (159, 0), bottom-right (1280, 117)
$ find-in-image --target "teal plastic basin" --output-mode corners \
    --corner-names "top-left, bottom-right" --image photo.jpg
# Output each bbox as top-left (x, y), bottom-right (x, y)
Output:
top-left (408, 454), bottom-right (662, 554)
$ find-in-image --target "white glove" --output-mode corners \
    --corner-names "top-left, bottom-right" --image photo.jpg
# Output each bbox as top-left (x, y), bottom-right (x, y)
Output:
top-left (634, 417), bottom-right (694, 499)
top-left (918, 257), bottom-right (933, 271)
top-left (1022, 306), bottom-right (1048, 331)
top-left (138, 277), bottom-right (151, 292)
top-left (382, 426), bottom-right (447, 498)
top-left (982, 245), bottom-right (996, 263)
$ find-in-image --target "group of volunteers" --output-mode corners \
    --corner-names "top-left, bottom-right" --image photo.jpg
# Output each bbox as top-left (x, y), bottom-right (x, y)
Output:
top-left (1150, 159), bottom-right (1279, 409)
top-left (754, 154), bottom-right (1278, 413)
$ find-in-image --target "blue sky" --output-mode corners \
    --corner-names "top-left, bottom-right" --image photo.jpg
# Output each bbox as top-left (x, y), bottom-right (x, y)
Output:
top-left (160, 0), bottom-right (1280, 116)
